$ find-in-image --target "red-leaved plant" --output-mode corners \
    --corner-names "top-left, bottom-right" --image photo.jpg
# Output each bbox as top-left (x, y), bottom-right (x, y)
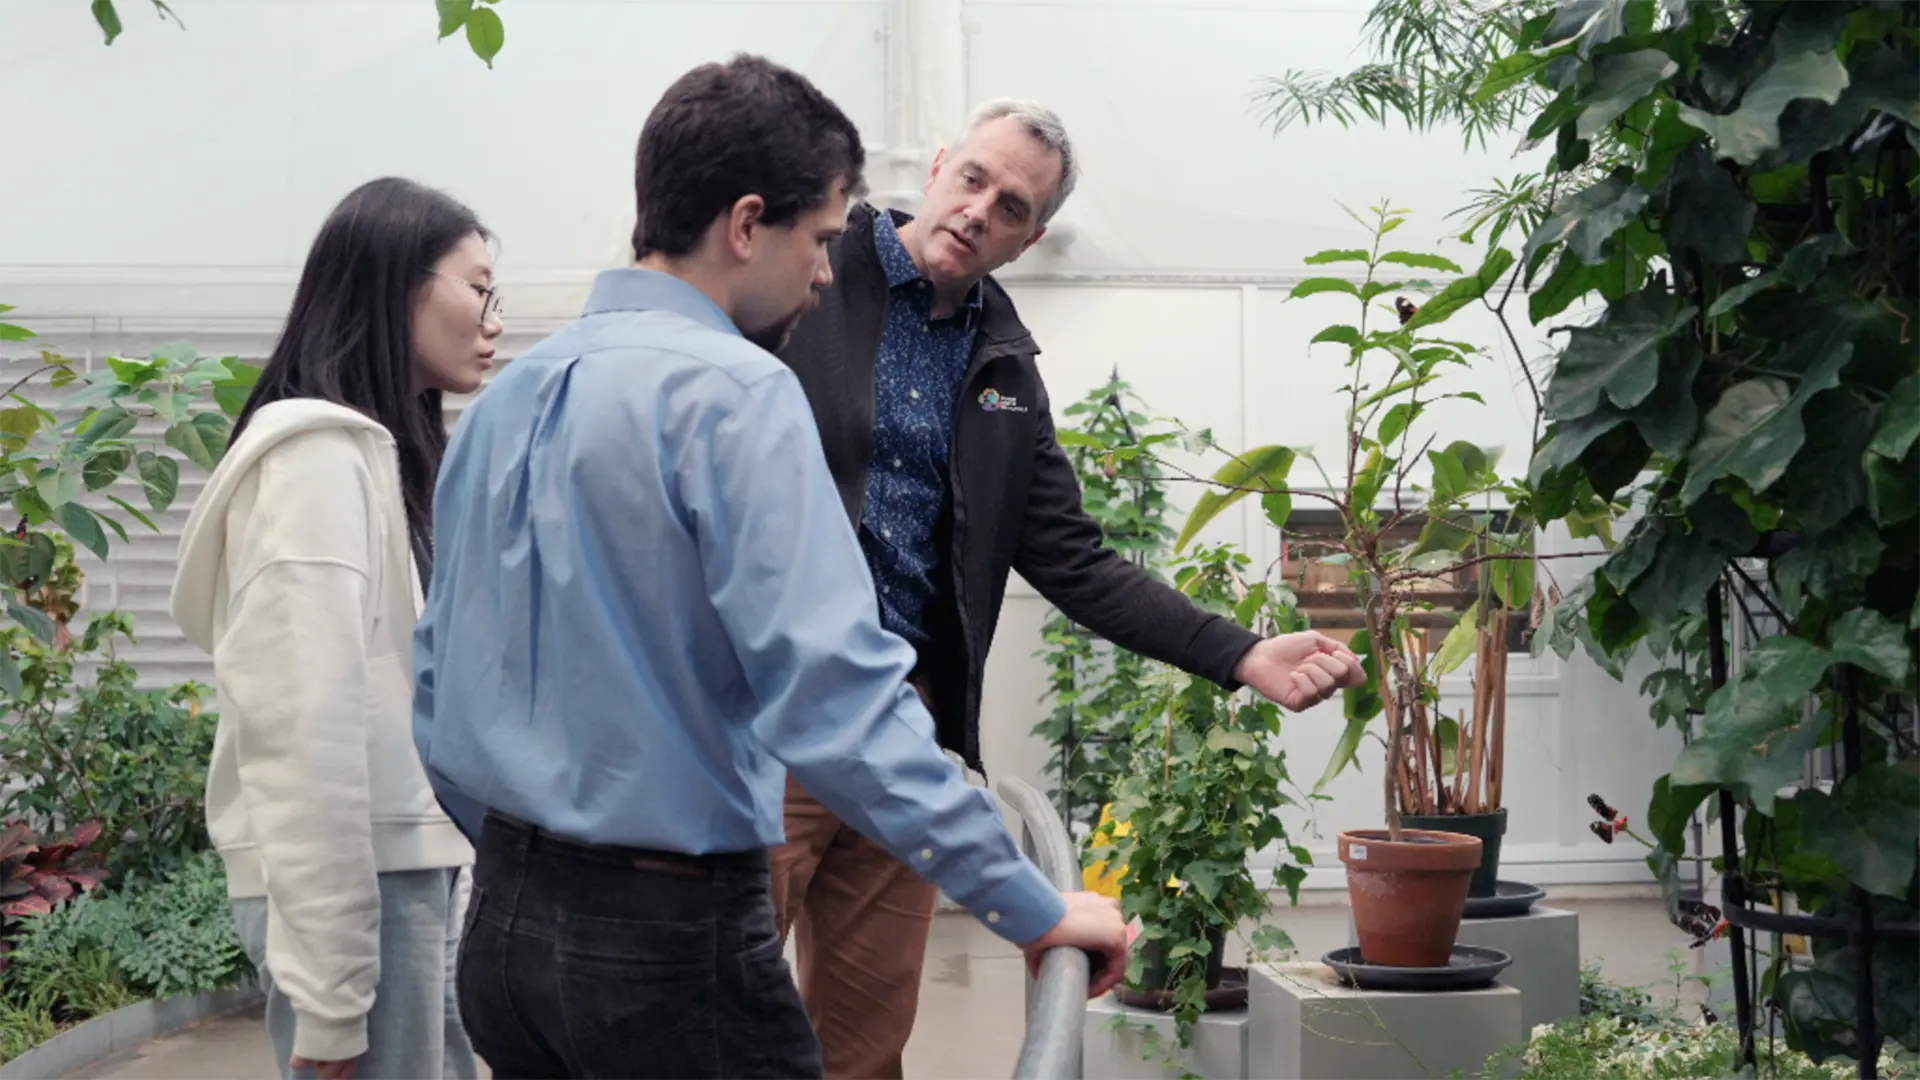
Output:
top-left (0, 819), bottom-right (108, 974)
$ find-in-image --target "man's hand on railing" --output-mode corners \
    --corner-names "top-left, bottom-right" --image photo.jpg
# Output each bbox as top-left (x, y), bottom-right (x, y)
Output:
top-left (1020, 891), bottom-right (1130, 998)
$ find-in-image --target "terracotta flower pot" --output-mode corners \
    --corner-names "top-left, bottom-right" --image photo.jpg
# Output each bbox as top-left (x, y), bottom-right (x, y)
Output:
top-left (1338, 828), bottom-right (1482, 968)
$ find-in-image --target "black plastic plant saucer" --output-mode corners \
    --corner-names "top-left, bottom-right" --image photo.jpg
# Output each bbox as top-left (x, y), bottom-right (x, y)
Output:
top-left (1321, 945), bottom-right (1512, 992)
top-left (1462, 880), bottom-right (1545, 920)
top-left (1113, 966), bottom-right (1250, 1012)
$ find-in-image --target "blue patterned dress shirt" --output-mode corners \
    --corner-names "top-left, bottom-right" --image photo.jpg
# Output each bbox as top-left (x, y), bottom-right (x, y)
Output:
top-left (859, 212), bottom-right (982, 647)
top-left (411, 269), bottom-right (1064, 945)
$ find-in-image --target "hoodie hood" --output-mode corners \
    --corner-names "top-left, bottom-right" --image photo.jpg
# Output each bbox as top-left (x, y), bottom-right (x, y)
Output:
top-left (171, 399), bottom-right (395, 651)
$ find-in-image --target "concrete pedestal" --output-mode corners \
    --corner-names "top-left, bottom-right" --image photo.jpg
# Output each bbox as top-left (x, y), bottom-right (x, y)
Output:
top-left (1347, 905), bottom-right (1582, 1033)
top-left (1247, 962), bottom-right (1523, 1079)
top-left (1084, 995), bottom-right (1250, 1080)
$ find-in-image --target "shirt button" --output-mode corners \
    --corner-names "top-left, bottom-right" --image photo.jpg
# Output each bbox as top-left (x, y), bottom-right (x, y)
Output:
top-left (910, 389), bottom-right (920, 400)
top-left (987, 912), bottom-right (1002, 925)
top-left (920, 848), bottom-right (934, 861)
top-left (883, 529), bottom-right (892, 539)
top-left (893, 457), bottom-right (903, 468)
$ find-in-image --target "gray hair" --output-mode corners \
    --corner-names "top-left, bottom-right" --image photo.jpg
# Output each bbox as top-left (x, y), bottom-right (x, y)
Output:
top-left (959, 99), bottom-right (1077, 226)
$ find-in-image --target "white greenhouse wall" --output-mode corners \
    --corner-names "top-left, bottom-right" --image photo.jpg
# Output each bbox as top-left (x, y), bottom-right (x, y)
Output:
top-left (0, 0), bottom-right (1678, 888)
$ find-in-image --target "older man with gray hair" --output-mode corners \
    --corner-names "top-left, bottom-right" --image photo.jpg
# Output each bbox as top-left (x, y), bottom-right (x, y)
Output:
top-left (771, 99), bottom-right (1364, 1077)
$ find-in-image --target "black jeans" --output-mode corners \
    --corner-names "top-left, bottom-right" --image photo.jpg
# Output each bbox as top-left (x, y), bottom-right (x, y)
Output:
top-left (457, 813), bottom-right (822, 1079)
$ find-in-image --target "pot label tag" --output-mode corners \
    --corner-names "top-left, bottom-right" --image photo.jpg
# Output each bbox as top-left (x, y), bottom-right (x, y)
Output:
top-left (1350, 844), bottom-right (1368, 860)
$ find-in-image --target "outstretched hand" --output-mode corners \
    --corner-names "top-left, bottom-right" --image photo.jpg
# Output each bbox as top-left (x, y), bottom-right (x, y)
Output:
top-left (1234, 631), bottom-right (1367, 711)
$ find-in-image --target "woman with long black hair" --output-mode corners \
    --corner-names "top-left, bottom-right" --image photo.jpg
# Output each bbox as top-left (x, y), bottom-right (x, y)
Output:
top-left (171, 177), bottom-right (502, 1080)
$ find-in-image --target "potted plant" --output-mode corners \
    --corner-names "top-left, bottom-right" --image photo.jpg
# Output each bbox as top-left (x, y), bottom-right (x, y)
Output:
top-left (1169, 203), bottom-right (1556, 971)
top-left (1091, 540), bottom-right (1314, 1040)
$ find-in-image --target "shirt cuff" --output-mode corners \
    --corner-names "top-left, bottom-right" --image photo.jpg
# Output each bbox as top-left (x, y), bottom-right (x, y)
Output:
top-left (956, 859), bottom-right (1066, 946)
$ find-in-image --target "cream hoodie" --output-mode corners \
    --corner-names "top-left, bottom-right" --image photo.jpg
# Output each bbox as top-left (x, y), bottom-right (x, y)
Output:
top-left (171, 399), bottom-right (470, 1063)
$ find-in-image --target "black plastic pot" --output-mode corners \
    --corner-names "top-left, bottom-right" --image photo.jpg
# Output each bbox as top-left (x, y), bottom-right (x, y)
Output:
top-left (1400, 808), bottom-right (1506, 899)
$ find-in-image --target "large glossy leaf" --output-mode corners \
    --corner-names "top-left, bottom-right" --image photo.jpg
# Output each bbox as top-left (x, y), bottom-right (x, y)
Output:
top-left (465, 7), bottom-right (505, 68)
top-left (1543, 0), bottom-right (1630, 56)
top-left (1869, 375), bottom-right (1919, 460)
top-left (1663, 146), bottom-right (1756, 263)
top-left (1676, 50), bottom-right (1851, 165)
top-left (91, 0), bottom-right (122, 44)
top-left (1829, 608), bottom-right (1911, 683)
top-left (437, 0), bottom-right (473, 38)
top-left (6, 602), bottom-right (55, 646)
top-left (1400, 247), bottom-right (1515, 332)
top-left (1794, 762), bottom-right (1920, 898)
top-left (1624, 494), bottom-right (1757, 620)
top-left (1577, 49), bottom-right (1679, 139)
top-left (1708, 234), bottom-right (1851, 317)
top-left (1646, 775), bottom-right (1716, 854)
top-left (1677, 332), bottom-right (1852, 505)
top-left (1545, 285), bottom-right (1696, 420)
top-left (1776, 390), bottom-right (1873, 534)
top-left (1670, 637), bottom-right (1832, 812)
top-left (1173, 446), bottom-right (1295, 552)
top-left (1530, 407), bottom-right (1627, 484)
top-left (1524, 170), bottom-right (1649, 269)
top-left (1775, 514), bottom-right (1884, 615)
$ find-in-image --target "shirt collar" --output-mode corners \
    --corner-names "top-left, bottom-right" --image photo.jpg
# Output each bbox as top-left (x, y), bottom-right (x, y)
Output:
top-left (874, 211), bottom-right (984, 323)
top-left (582, 269), bottom-right (740, 338)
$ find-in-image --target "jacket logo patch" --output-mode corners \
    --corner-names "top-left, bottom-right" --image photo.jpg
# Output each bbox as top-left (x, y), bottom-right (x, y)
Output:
top-left (978, 389), bottom-right (1029, 413)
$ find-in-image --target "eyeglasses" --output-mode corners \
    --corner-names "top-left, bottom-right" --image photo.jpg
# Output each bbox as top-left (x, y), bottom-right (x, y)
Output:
top-left (428, 269), bottom-right (504, 323)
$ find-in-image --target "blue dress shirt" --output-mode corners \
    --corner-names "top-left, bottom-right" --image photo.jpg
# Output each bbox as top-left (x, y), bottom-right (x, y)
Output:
top-left (411, 269), bottom-right (1064, 945)
top-left (858, 213), bottom-right (981, 646)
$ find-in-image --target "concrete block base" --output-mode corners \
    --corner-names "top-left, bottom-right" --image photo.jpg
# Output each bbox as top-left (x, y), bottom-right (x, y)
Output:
top-left (1085, 994), bottom-right (1250, 1080)
top-left (1346, 904), bottom-right (1583, 1033)
top-left (1248, 962), bottom-right (1522, 1079)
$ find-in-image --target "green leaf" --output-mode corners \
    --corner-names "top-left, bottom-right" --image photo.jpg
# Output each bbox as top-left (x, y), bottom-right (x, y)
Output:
top-left (1646, 775), bottom-right (1716, 854)
top-left (1311, 325), bottom-right (1362, 348)
top-left (83, 448), bottom-right (132, 492)
top-left (1377, 251), bottom-right (1464, 275)
top-left (35, 464), bottom-right (83, 510)
top-left (1431, 600), bottom-right (1480, 678)
top-left (1261, 490), bottom-right (1292, 532)
top-left (6, 602), bottom-right (55, 646)
top-left (1174, 446), bottom-right (1294, 552)
top-left (1427, 449), bottom-right (1471, 504)
top-left (164, 413), bottom-right (232, 471)
top-left (1529, 255), bottom-right (1603, 323)
top-left (107, 495), bottom-right (159, 534)
top-left (0, 406), bottom-right (43, 445)
top-left (1678, 335), bottom-right (1851, 506)
top-left (1623, 494), bottom-right (1756, 621)
top-left (78, 405), bottom-right (138, 448)
top-left (92, 0), bottom-right (123, 44)
top-left (1205, 729), bottom-right (1259, 757)
top-left (436, 0), bottom-right (473, 38)
top-left (1776, 515), bottom-right (1884, 615)
top-left (1546, 286), bottom-right (1695, 420)
top-left (0, 649), bottom-right (20, 700)
top-left (1794, 762), bottom-right (1920, 898)
top-left (0, 322), bottom-right (33, 342)
top-left (1707, 232), bottom-right (1849, 318)
top-left (54, 502), bottom-right (110, 560)
top-left (1287, 278), bottom-right (1361, 301)
top-left (1670, 637), bottom-right (1833, 812)
top-left (1663, 146), bottom-right (1756, 263)
top-left (1524, 170), bottom-right (1649, 269)
top-left (1577, 49), bottom-right (1679, 139)
top-left (1303, 249), bottom-right (1369, 265)
top-left (1474, 46), bottom-right (1564, 104)
top-left (1378, 402), bottom-right (1420, 448)
top-left (1869, 375), bottom-right (1919, 460)
top-left (1318, 631), bottom-right (1379, 794)
top-left (213, 359), bottom-right (262, 418)
top-left (1828, 608), bottom-right (1911, 683)
top-left (1544, 0), bottom-right (1630, 56)
top-left (1675, 50), bottom-right (1851, 166)
top-left (465, 7), bottom-right (505, 67)
top-left (136, 451), bottom-right (179, 512)
top-left (1401, 248), bottom-right (1515, 332)
top-left (1489, 551), bottom-right (1534, 612)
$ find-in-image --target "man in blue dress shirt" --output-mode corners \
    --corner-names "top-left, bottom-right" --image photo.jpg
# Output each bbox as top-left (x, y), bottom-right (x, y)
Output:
top-left (410, 56), bottom-right (1130, 1079)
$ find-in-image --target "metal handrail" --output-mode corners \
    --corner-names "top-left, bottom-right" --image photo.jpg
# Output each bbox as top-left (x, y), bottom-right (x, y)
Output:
top-left (998, 775), bottom-right (1088, 1080)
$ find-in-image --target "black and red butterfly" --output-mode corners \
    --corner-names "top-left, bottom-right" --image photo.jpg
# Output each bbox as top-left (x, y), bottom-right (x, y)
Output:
top-left (1394, 297), bottom-right (1419, 325)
